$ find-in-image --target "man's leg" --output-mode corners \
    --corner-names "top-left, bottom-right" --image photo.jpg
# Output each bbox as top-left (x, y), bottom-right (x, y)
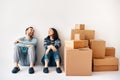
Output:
top-left (12, 45), bottom-right (21, 73)
top-left (28, 45), bottom-right (35, 74)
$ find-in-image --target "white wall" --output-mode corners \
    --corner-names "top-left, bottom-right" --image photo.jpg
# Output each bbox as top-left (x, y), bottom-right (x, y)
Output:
top-left (0, 0), bottom-right (120, 64)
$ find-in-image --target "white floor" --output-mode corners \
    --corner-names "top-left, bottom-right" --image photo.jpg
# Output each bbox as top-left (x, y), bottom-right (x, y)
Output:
top-left (1, 57), bottom-right (120, 80)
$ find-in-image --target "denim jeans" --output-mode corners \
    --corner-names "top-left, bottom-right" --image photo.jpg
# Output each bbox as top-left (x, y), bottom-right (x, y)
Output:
top-left (44, 50), bottom-right (60, 61)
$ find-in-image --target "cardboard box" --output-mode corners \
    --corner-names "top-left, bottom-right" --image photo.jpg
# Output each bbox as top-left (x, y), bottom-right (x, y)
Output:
top-left (93, 56), bottom-right (119, 71)
top-left (105, 47), bottom-right (115, 57)
top-left (84, 30), bottom-right (95, 40)
top-left (93, 65), bottom-right (118, 71)
top-left (94, 56), bottom-right (119, 65)
top-left (65, 40), bottom-right (85, 49)
top-left (90, 40), bottom-right (106, 58)
top-left (71, 29), bottom-right (85, 40)
top-left (71, 29), bottom-right (95, 40)
top-left (75, 24), bottom-right (85, 30)
top-left (74, 34), bottom-right (81, 40)
top-left (64, 48), bottom-right (92, 76)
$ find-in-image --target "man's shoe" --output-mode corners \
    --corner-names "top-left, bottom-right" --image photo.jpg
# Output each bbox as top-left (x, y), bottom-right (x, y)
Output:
top-left (29, 67), bottom-right (35, 74)
top-left (12, 67), bottom-right (20, 73)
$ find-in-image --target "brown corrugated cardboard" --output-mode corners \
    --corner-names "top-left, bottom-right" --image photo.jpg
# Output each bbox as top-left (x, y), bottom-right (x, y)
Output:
top-left (71, 29), bottom-right (95, 40)
top-left (74, 34), bottom-right (80, 40)
top-left (93, 56), bottom-right (119, 65)
top-left (75, 24), bottom-right (85, 30)
top-left (105, 47), bottom-right (115, 57)
top-left (90, 40), bottom-right (106, 58)
top-left (65, 40), bottom-right (88, 49)
top-left (84, 30), bottom-right (95, 40)
top-left (64, 48), bottom-right (92, 76)
top-left (71, 29), bottom-right (85, 40)
top-left (93, 65), bottom-right (118, 71)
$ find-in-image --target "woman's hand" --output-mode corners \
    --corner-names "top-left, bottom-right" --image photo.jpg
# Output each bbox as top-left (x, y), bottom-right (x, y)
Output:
top-left (45, 47), bottom-right (51, 54)
top-left (49, 45), bottom-right (57, 52)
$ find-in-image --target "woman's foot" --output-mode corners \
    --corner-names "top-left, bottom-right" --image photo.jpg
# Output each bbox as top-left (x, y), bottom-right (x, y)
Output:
top-left (56, 67), bottom-right (62, 73)
top-left (43, 67), bottom-right (49, 73)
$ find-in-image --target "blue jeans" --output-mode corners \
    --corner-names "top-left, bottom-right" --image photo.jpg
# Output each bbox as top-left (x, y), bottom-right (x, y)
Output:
top-left (44, 50), bottom-right (60, 61)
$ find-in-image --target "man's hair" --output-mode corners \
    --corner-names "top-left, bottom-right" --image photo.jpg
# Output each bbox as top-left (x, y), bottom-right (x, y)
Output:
top-left (25, 27), bottom-right (33, 34)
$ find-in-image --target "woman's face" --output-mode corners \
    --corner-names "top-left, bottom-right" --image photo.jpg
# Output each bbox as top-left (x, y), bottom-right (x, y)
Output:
top-left (48, 28), bottom-right (54, 36)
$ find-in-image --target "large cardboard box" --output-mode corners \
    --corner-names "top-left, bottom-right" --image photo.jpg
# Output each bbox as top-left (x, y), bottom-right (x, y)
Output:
top-left (90, 40), bottom-right (106, 58)
top-left (64, 48), bottom-right (92, 76)
top-left (75, 24), bottom-right (85, 30)
top-left (105, 47), bottom-right (115, 57)
top-left (93, 56), bottom-right (119, 71)
top-left (71, 29), bottom-right (95, 40)
top-left (65, 40), bottom-right (88, 49)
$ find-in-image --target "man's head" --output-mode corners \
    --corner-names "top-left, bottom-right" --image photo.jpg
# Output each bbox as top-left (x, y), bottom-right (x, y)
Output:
top-left (25, 27), bottom-right (34, 37)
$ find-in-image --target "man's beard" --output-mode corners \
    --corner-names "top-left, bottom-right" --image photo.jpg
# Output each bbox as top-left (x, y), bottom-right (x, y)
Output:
top-left (28, 33), bottom-right (34, 38)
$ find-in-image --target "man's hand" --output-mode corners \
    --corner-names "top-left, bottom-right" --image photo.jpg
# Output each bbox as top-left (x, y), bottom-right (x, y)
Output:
top-left (26, 45), bottom-right (34, 48)
top-left (14, 40), bottom-right (23, 44)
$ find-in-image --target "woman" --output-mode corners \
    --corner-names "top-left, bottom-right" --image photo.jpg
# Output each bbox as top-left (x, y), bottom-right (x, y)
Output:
top-left (42, 28), bottom-right (62, 73)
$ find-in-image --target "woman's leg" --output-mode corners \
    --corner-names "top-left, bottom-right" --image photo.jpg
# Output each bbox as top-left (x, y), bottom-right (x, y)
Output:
top-left (43, 51), bottom-right (52, 73)
top-left (53, 50), bottom-right (62, 73)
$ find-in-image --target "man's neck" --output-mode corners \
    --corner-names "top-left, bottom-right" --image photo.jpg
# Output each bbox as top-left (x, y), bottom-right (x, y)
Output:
top-left (26, 35), bottom-right (32, 40)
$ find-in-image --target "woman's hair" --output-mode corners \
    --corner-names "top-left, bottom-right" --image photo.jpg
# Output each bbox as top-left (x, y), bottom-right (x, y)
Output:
top-left (48, 28), bottom-right (59, 40)
top-left (25, 27), bottom-right (33, 34)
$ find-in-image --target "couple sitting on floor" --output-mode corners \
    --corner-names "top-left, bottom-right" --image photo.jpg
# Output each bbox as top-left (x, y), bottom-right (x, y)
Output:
top-left (12, 27), bottom-right (62, 74)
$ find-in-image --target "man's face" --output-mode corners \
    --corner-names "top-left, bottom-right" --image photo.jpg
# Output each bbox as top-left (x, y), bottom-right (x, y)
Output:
top-left (26, 28), bottom-right (34, 37)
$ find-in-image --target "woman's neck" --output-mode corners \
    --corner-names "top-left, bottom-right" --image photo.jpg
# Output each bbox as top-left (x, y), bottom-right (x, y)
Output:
top-left (50, 36), bottom-right (54, 40)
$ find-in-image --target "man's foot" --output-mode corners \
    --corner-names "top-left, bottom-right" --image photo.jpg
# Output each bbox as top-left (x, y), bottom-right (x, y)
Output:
top-left (29, 67), bottom-right (35, 74)
top-left (56, 67), bottom-right (62, 73)
top-left (12, 67), bottom-right (20, 73)
top-left (43, 67), bottom-right (49, 73)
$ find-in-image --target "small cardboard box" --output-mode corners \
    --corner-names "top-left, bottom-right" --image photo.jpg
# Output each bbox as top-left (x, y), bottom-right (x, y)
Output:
top-left (93, 56), bottom-right (119, 71)
top-left (105, 47), bottom-right (115, 57)
top-left (75, 24), bottom-right (85, 30)
top-left (90, 40), bottom-right (106, 58)
top-left (71, 29), bottom-right (85, 40)
top-left (84, 30), bottom-right (95, 40)
top-left (71, 29), bottom-right (95, 40)
top-left (64, 48), bottom-right (92, 76)
top-left (65, 40), bottom-right (85, 49)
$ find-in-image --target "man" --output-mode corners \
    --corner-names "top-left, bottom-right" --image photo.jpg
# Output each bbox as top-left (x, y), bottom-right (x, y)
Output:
top-left (11, 27), bottom-right (37, 74)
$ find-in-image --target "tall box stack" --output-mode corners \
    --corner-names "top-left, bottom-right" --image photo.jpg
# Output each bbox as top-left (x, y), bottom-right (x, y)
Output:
top-left (64, 24), bottom-right (92, 76)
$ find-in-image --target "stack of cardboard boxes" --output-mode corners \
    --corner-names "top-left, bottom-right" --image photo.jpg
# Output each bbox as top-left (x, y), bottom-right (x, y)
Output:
top-left (64, 24), bottom-right (94, 76)
top-left (64, 24), bottom-right (119, 76)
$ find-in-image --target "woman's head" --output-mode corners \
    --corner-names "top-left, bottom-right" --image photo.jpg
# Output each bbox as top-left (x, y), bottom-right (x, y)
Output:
top-left (48, 28), bottom-right (59, 40)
